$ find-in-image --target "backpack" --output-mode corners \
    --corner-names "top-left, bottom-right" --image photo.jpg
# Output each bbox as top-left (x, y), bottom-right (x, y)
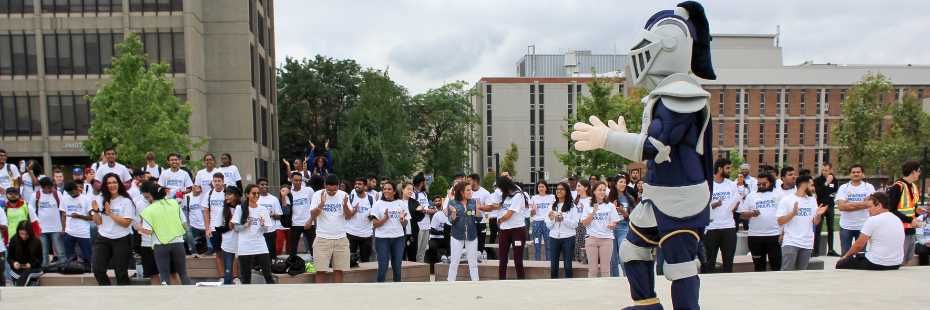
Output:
top-left (286, 255), bottom-right (306, 276)
top-left (58, 255), bottom-right (90, 274)
top-left (348, 192), bottom-right (374, 209)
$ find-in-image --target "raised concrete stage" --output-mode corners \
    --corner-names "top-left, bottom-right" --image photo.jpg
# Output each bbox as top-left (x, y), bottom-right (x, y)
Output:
top-left (38, 256), bottom-right (429, 285)
top-left (10, 267), bottom-right (930, 309)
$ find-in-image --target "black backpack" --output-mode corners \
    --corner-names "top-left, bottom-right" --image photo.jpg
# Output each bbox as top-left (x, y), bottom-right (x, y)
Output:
top-left (285, 255), bottom-right (306, 276)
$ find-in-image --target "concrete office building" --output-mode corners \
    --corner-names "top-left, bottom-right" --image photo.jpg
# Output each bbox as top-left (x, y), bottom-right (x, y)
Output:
top-left (472, 34), bottom-right (930, 184)
top-left (0, 0), bottom-right (279, 183)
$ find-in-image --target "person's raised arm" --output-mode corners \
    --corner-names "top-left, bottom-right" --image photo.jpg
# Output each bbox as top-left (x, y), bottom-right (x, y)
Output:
top-left (342, 195), bottom-right (354, 220)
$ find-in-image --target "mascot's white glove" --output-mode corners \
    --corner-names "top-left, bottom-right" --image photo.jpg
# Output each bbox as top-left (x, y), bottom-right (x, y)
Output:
top-left (572, 116), bottom-right (627, 151)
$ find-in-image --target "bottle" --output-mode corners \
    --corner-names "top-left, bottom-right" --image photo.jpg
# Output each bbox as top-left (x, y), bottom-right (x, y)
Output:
top-left (482, 251), bottom-right (488, 263)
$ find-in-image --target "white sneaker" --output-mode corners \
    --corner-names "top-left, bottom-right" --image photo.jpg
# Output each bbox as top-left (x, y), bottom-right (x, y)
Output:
top-left (192, 254), bottom-right (200, 258)
top-left (233, 278), bottom-right (242, 285)
top-left (161, 282), bottom-right (168, 286)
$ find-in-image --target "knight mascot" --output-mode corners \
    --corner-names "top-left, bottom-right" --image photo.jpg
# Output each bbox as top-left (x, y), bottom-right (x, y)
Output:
top-left (571, 2), bottom-right (715, 309)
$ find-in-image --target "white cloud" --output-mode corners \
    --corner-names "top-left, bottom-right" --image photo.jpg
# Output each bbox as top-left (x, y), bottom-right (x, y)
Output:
top-left (274, 0), bottom-right (930, 94)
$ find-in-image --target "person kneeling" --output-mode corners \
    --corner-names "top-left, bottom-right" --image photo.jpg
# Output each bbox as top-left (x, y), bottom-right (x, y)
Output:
top-left (836, 192), bottom-right (904, 270)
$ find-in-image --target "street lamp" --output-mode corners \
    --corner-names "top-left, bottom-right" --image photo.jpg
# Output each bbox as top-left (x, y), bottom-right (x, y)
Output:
top-left (494, 153), bottom-right (500, 180)
top-left (918, 147), bottom-right (928, 205)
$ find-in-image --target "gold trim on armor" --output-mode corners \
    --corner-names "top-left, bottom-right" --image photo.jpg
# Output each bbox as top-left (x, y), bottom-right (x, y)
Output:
top-left (659, 230), bottom-right (700, 247)
top-left (630, 225), bottom-right (659, 245)
top-left (634, 298), bottom-right (661, 306)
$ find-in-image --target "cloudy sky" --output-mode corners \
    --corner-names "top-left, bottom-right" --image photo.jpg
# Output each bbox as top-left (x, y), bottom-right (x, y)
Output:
top-left (274, 0), bottom-right (930, 94)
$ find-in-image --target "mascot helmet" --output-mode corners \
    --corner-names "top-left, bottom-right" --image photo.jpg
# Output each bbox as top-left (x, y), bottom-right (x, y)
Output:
top-left (629, 1), bottom-right (716, 91)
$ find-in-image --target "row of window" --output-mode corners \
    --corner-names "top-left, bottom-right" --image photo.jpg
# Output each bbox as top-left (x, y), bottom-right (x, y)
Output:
top-left (251, 99), bottom-right (274, 149)
top-left (249, 0), bottom-right (270, 50)
top-left (0, 0), bottom-right (34, 14)
top-left (41, 0), bottom-right (123, 14)
top-left (721, 149), bottom-right (832, 172)
top-left (44, 31), bottom-right (125, 76)
top-left (529, 85), bottom-right (545, 182)
top-left (1, 0), bottom-right (183, 15)
top-left (721, 119), bottom-right (829, 146)
top-left (0, 33), bottom-right (38, 76)
top-left (486, 85), bottom-right (492, 172)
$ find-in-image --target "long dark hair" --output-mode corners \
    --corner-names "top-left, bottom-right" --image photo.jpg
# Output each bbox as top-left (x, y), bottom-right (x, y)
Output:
top-left (239, 184), bottom-right (259, 224)
top-left (380, 181), bottom-right (400, 201)
top-left (223, 186), bottom-right (242, 226)
top-left (497, 176), bottom-right (528, 205)
top-left (101, 173), bottom-right (131, 207)
top-left (555, 182), bottom-right (574, 212)
top-left (139, 181), bottom-right (168, 201)
top-left (609, 175), bottom-right (635, 206)
top-left (11, 220), bottom-right (40, 256)
top-left (535, 180), bottom-right (549, 195)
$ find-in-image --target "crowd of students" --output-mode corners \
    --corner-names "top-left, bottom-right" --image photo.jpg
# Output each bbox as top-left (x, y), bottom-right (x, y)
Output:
top-left (0, 144), bottom-right (921, 287)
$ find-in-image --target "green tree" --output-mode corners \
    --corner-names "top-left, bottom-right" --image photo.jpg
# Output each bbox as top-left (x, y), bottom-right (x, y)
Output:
top-left (481, 170), bottom-right (496, 192)
top-left (832, 72), bottom-right (892, 174)
top-left (409, 81), bottom-right (482, 177)
top-left (335, 69), bottom-right (416, 180)
top-left (500, 141), bottom-right (519, 178)
top-left (877, 92), bottom-right (930, 179)
top-left (83, 32), bottom-right (209, 168)
top-left (428, 175), bottom-right (450, 200)
top-left (555, 70), bottom-right (645, 177)
top-left (277, 55), bottom-right (362, 163)
top-left (728, 147), bottom-right (745, 181)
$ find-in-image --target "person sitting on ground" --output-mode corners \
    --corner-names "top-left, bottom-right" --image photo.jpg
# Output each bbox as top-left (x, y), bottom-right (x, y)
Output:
top-left (8, 221), bottom-right (43, 286)
top-left (836, 192), bottom-right (906, 270)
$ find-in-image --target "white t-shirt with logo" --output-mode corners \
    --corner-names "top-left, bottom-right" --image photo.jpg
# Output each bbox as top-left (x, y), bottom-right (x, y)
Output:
top-left (0, 163), bottom-right (21, 189)
top-left (530, 194), bottom-right (556, 222)
top-left (489, 188), bottom-right (503, 219)
top-left (835, 182), bottom-right (876, 231)
top-left (738, 191), bottom-right (782, 237)
top-left (708, 179), bottom-right (741, 230)
top-left (194, 168), bottom-right (222, 190)
top-left (96, 195), bottom-right (136, 239)
top-left (430, 211), bottom-right (447, 239)
top-left (371, 199), bottom-right (411, 238)
top-left (158, 169), bottom-right (193, 199)
top-left (414, 191), bottom-right (431, 230)
top-left (94, 162), bottom-right (132, 184)
top-left (257, 194), bottom-right (283, 232)
top-left (30, 191), bottom-right (62, 233)
top-left (220, 165), bottom-right (242, 188)
top-left (20, 173), bottom-right (45, 204)
top-left (133, 196), bottom-right (154, 247)
top-left (776, 194), bottom-right (818, 249)
top-left (574, 197), bottom-right (591, 223)
top-left (203, 188), bottom-right (226, 229)
top-left (346, 191), bottom-right (374, 237)
top-left (499, 192), bottom-right (528, 230)
top-left (232, 205), bottom-right (273, 256)
top-left (184, 193), bottom-right (206, 230)
top-left (773, 185), bottom-right (796, 200)
top-left (288, 187), bottom-right (315, 227)
top-left (60, 194), bottom-right (92, 238)
top-left (582, 202), bottom-right (622, 239)
top-left (144, 164), bottom-right (163, 179)
top-left (310, 190), bottom-right (348, 240)
top-left (862, 212), bottom-right (906, 266)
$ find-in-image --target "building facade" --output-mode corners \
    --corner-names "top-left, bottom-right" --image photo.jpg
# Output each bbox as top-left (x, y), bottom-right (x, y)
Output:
top-left (0, 0), bottom-right (278, 183)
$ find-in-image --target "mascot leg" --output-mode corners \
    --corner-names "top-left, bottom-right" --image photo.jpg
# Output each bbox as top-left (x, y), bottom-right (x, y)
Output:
top-left (658, 228), bottom-right (704, 310)
top-left (620, 224), bottom-right (663, 310)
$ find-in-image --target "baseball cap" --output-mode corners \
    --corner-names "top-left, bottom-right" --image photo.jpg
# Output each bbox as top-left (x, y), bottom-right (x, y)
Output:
top-left (568, 174), bottom-right (578, 180)
top-left (6, 187), bottom-right (19, 194)
top-left (456, 172), bottom-right (466, 177)
top-left (72, 168), bottom-right (84, 175)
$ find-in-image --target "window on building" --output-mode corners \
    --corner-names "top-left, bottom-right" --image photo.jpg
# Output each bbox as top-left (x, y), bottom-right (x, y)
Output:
top-left (816, 119), bottom-right (821, 143)
top-left (782, 121), bottom-right (788, 144)
top-left (250, 44), bottom-right (255, 88)
top-left (816, 89), bottom-right (822, 114)
top-left (0, 32), bottom-right (38, 76)
top-left (880, 92), bottom-right (884, 104)
top-left (759, 122), bottom-right (765, 145)
top-left (840, 90), bottom-right (846, 103)
top-left (259, 55), bottom-right (266, 97)
top-left (3, 0), bottom-right (35, 15)
top-left (252, 99), bottom-right (258, 142)
top-left (743, 122), bottom-right (748, 146)
top-left (46, 92), bottom-right (93, 137)
top-left (734, 120), bottom-right (739, 145)
top-left (567, 84), bottom-right (573, 116)
top-left (799, 149), bottom-right (804, 169)
top-left (258, 13), bottom-right (265, 48)
top-left (261, 105), bottom-right (268, 147)
top-left (718, 90), bottom-right (724, 115)
top-left (776, 89), bottom-right (783, 114)
top-left (42, 0), bottom-right (123, 13)
top-left (782, 151), bottom-right (787, 164)
top-left (825, 90), bottom-right (830, 104)
top-left (776, 119), bottom-right (781, 144)
top-left (799, 119), bottom-right (805, 145)
top-left (0, 93), bottom-right (41, 137)
top-left (129, 0), bottom-right (182, 12)
top-left (718, 121), bottom-right (723, 146)
top-left (760, 91), bottom-right (765, 113)
top-left (919, 89), bottom-right (923, 100)
top-left (758, 150), bottom-right (764, 165)
top-left (800, 89), bottom-right (806, 114)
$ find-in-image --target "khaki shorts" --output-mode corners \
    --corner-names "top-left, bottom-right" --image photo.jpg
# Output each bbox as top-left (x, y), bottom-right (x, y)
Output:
top-left (313, 236), bottom-right (351, 272)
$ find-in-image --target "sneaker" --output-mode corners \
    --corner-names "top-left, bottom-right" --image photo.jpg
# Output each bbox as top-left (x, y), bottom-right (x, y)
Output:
top-left (204, 249), bottom-right (215, 256)
top-left (233, 278), bottom-right (242, 285)
top-left (161, 282), bottom-right (168, 286)
top-left (192, 254), bottom-right (200, 258)
top-left (826, 250), bottom-right (841, 257)
top-left (811, 251), bottom-right (821, 257)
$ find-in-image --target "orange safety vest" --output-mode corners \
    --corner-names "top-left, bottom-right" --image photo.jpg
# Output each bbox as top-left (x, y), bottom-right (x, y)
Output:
top-left (894, 180), bottom-right (919, 228)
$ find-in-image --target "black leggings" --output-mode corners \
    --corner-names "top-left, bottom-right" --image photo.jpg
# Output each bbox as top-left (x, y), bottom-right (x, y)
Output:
top-left (704, 228), bottom-right (737, 273)
top-left (92, 235), bottom-right (133, 285)
top-left (263, 232), bottom-right (277, 260)
top-left (154, 243), bottom-right (192, 285)
top-left (238, 253), bottom-right (274, 284)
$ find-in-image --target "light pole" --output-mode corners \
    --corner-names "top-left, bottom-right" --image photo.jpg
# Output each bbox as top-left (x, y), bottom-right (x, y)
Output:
top-left (918, 147), bottom-right (928, 206)
top-left (494, 153), bottom-right (500, 181)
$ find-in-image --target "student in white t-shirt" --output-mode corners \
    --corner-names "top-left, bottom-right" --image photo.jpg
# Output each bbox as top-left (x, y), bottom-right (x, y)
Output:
top-left (60, 181), bottom-right (93, 261)
top-left (495, 177), bottom-right (528, 280)
top-left (371, 181), bottom-right (410, 283)
top-left (773, 166), bottom-right (797, 199)
top-left (183, 184), bottom-right (208, 256)
top-left (705, 158), bottom-right (742, 273)
top-left (309, 175), bottom-right (352, 283)
top-left (157, 153), bottom-right (193, 200)
top-left (284, 172), bottom-right (315, 256)
top-left (19, 160), bottom-right (43, 206)
top-left (194, 154), bottom-right (221, 192)
top-left (219, 153), bottom-right (242, 189)
top-left (546, 182), bottom-right (579, 279)
top-left (90, 173), bottom-right (136, 285)
top-left (93, 148), bottom-right (132, 189)
top-left (233, 184), bottom-right (275, 284)
top-left (530, 180), bottom-right (556, 261)
top-left (775, 175), bottom-right (828, 271)
top-left (31, 177), bottom-right (64, 267)
top-left (837, 191), bottom-right (905, 270)
top-left (413, 174), bottom-right (434, 264)
top-left (143, 152), bottom-right (164, 179)
top-left (468, 174), bottom-right (493, 257)
top-left (835, 164), bottom-right (876, 256)
top-left (573, 180), bottom-right (592, 263)
top-left (0, 149), bottom-right (21, 206)
top-left (739, 172), bottom-right (782, 272)
top-left (256, 178), bottom-right (283, 257)
top-left (347, 177), bottom-right (375, 263)
top-left (202, 172), bottom-right (230, 280)
top-left (581, 181), bottom-right (621, 278)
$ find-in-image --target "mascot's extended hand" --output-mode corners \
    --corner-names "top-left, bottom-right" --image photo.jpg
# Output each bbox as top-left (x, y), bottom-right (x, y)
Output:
top-left (571, 115), bottom-right (627, 151)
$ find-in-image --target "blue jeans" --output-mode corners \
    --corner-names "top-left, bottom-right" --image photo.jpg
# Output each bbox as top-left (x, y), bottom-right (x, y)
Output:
top-left (375, 237), bottom-right (405, 283)
top-left (39, 232), bottom-right (65, 267)
top-left (532, 221), bottom-right (550, 261)
top-left (189, 228), bottom-right (208, 254)
top-left (62, 233), bottom-right (93, 262)
top-left (611, 222), bottom-right (630, 277)
top-left (89, 222), bottom-right (99, 246)
top-left (548, 236), bottom-right (575, 278)
top-left (222, 251), bottom-right (236, 284)
top-left (840, 228), bottom-right (863, 257)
